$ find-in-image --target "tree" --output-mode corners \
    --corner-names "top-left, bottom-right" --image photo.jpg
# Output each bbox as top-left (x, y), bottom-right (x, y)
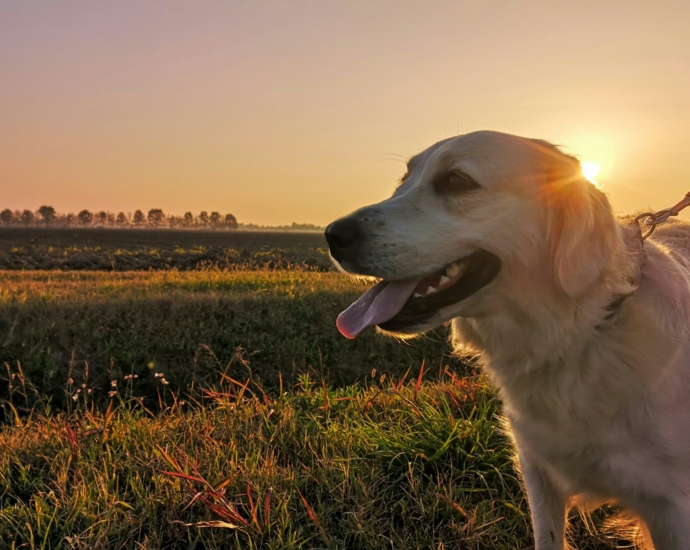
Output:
top-left (65, 213), bottom-right (75, 226)
top-left (198, 211), bottom-right (209, 228)
top-left (21, 210), bottom-right (35, 225)
top-left (210, 211), bottom-right (221, 228)
top-left (78, 210), bottom-right (93, 226)
top-left (224, 213), bottom-right (238, 229)
top-left (116, 212), bottom-right (127, 226)
top-left (147, 209), bottom-right (165, 227)
top-left (0, 209), bottom-right (13, 225)
top-left (96, 211), bottom-right (107, 226)
top-left (133, 210), bottom-right (145, 227)
top-left (38, 205), bottom-right (56, 225)
top-left (183, 212), bottom-right (194, 228)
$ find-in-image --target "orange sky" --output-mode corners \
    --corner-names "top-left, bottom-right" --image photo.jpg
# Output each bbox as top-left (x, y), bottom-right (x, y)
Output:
top-left (2, 1), bottom-right (690, 226)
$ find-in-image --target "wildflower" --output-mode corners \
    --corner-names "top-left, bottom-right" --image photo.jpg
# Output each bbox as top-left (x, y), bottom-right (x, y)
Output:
top-left (161, 378), bottom-right (169, 385)
top-left (108, 391), bottom-right (117, 398)
top-left (111, 380), bottom-right (117, 387)
top-left (81, 383), bottom-right (86, 389)
top-left (179, 401), bottom-right (185, 406)
top-left (87, 389), bottom-right (92, 394)
top-left (124, 374), bottom-right (132, 380)
top-left (154, 373), bottom-right (163, 378)
top-left (72, 394), bottom-right (79, 401)
top-left (67, 378), bottom-right (73, 385)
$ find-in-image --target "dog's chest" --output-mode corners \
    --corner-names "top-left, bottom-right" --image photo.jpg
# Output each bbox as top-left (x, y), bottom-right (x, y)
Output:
top-left (498, 380), bottom-right (624, 494)
top-left (481, 318), bottom-right (690, 499)
top-left (506, 387), bottom-right (690, 500)
top-left (510, 414), bottom-right (588, 452)
top-left (509, 414), bottom-right (611, 488)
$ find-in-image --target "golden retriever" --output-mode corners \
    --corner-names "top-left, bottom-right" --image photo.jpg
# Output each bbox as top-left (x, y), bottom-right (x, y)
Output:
top-left (325, 131), bottom-right (690, 549)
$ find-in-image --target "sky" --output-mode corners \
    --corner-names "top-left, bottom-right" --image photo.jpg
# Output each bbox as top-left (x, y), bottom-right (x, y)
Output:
top-left (2, 1), bottom-right (690, 226)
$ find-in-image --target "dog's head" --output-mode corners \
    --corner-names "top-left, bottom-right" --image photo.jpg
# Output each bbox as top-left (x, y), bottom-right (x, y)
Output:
top-left (327, 130), bottom-right (621, 339)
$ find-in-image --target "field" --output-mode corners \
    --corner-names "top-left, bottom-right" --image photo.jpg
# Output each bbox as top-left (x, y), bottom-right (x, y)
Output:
top-left (0, 270), bottom-right (459, 410)
top-left (0, 228), bottom-right (331, 271)
top-left (0, 230), bottom-right (631, 548)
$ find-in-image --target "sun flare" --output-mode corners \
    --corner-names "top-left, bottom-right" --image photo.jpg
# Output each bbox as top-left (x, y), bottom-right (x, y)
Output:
top-left (581, 161), bottom-right (601, 184)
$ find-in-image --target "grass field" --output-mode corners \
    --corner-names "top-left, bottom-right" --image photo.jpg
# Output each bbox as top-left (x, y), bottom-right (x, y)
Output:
top-left (0, 269), bottom-right (460, 411)
top-left (0, 231), bottom-right (632, 548)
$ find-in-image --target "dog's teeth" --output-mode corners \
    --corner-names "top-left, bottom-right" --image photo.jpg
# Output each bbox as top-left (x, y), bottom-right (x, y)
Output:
top-left (439, 275), bottom-right (450, 286)
top-left (425, 286), bottom-right (438, 295)
top-left (447, 260), bottom-right (468, 279)
top-left (446, 263), bottom-right (461, 277)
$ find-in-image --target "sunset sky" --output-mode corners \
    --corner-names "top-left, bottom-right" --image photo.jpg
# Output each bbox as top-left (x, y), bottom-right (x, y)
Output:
top-left (2, 1), bottom-right (690, 226)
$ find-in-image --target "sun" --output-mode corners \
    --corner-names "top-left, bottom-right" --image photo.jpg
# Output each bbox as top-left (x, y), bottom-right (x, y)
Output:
top-left (581, 161), bottom-right (601, 184)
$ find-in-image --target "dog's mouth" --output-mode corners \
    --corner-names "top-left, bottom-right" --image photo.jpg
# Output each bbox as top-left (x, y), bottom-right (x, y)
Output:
top-left (336, 249), bottom-right (501, 338)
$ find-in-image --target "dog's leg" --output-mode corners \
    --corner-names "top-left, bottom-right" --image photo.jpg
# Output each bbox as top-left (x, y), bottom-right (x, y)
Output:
top-left (519, 453), bottom-right (568, 550)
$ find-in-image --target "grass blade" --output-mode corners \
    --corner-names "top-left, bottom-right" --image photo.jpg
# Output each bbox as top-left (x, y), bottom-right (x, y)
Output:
top-left (297, 489), bottom-right (330, 547)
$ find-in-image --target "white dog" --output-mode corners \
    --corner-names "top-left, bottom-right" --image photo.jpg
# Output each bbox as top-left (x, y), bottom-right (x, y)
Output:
top-left (326, 131), bottom-right (690, 549)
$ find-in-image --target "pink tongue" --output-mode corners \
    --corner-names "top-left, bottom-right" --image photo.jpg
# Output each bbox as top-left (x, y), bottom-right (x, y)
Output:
top-left (337, 280), bottom-right (419, 339)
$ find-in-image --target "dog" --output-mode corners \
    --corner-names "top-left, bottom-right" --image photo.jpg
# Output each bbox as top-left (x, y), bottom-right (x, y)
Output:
top-left (325, 130), bottom-right (690, 549)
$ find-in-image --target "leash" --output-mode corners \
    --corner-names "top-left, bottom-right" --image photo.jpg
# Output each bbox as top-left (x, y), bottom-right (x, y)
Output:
top-left (633, 191), bottom-right (690, 241)
top-left (603, 191), bottom-right (690, 323)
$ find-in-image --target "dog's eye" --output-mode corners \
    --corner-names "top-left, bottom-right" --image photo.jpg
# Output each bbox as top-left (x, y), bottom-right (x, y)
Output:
top-left (433, 171), bottom-right (480, 195)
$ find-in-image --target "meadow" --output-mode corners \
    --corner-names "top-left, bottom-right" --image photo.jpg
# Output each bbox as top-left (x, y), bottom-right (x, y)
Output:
top-left (0, 230), bottom-right (632, 548)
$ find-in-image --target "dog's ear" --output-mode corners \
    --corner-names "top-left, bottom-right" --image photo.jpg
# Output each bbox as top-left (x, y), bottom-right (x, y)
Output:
top-left (542, 152), bottom-right (619, 298)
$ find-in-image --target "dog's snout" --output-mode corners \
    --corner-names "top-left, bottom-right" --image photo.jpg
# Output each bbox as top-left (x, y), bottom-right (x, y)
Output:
top-left (325, 218), bottom-right (360, 260)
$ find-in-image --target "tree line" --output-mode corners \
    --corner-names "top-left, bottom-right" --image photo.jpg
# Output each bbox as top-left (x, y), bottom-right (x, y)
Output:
top-left (0, 207), bottom-right (238, 230)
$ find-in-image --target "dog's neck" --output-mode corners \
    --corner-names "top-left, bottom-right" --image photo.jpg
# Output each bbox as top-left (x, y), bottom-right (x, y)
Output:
top-left (451, 222), bottom-right (668, 425)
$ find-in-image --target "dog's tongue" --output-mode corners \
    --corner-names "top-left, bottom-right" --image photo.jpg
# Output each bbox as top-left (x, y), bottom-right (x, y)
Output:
top-left (337, 280), bottom-right (419, 339)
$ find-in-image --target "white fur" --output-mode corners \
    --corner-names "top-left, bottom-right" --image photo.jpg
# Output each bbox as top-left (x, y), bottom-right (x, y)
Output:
top-left (335, 131), bottom-right (690, 549)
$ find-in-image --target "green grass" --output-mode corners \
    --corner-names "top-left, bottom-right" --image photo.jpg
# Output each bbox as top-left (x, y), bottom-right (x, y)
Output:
top-left (0, 269), bottom-right (635, 548)
top-left (0, 370), bottom-right (633, 549)
top-left (0, 269), bottom-right (462, 412)
top-left (0, 371), bottom-right (526, 548)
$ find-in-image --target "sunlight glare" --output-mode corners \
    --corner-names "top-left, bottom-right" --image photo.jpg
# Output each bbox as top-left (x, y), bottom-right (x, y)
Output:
top-left (581, 161), bottom-right (601, 184)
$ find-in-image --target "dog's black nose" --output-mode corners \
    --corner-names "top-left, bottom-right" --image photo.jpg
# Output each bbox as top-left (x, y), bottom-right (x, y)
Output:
top-left (325, 218), bottom-right (360, 258)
